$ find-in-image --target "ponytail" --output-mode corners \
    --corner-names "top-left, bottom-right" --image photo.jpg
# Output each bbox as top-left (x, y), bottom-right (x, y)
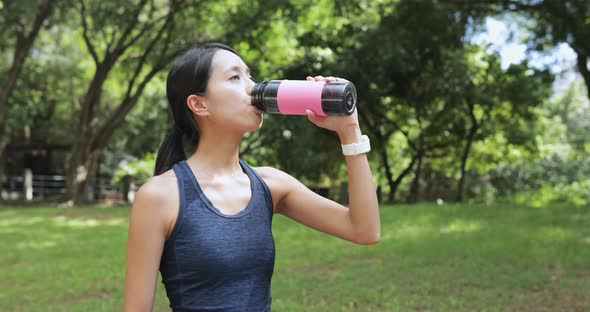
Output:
top-left (154, 125), bottom-right (200, 175)
top-left (154, 126), bottom-right (186, 175)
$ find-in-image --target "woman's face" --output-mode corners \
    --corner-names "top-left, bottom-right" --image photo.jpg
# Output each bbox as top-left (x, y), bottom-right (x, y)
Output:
top-left (199, 49), bottom-right (263, 132)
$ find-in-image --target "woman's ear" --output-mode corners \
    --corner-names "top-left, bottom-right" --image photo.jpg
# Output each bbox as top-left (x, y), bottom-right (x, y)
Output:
top-left (187, 94), bottom-right (209, 117)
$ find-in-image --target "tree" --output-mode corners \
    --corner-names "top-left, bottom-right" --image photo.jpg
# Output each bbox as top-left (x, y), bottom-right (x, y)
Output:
top-left (64, 0), bottom-right (185, 204)
top-left (512, 0), bottom-right (590, 101)
top-left (336, 0), bottom-right (479, 202)
top-left (462, 0), bottom-right (590, 100)
top-left (65, 0), bottom-right (314, 204)
top-left (0, 0), bottom-right (59, 164)
top-left (453, 50), bottom-right (553, 201)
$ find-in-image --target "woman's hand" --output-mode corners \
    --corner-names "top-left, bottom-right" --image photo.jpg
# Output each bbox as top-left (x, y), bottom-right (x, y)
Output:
top-left (305, 76), bottom-right (360, 139)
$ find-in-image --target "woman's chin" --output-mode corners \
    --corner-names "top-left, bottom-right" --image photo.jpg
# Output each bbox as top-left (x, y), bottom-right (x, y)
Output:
top-left (242, 118), bottom-right (263, 134)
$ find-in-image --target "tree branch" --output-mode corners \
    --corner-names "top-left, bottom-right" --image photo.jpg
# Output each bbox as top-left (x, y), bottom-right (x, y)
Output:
top-left (13, 21), bottom-right (25, 41)
top-left (91, 50), bottom-right (181, 151)
top-left (112, 0), bottom-right (150, 54)
top-left (575, 52), bottom-right (590, 100)
top-left (117, 14), bottom-right (169, 56)
top-left (80, 0), bottom-right (99, 65)
top-left (123, 5), bottom-right (175, 100)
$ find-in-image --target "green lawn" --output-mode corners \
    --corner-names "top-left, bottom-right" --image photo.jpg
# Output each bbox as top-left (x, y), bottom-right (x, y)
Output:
top-left (1, 203), bottom-right (589, 311)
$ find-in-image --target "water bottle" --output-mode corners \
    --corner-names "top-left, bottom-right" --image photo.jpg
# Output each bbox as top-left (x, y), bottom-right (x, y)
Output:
top-left (251, 80), bottom-right (357, 116)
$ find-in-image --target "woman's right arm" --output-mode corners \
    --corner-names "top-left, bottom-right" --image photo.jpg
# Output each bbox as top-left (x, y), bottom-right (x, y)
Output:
top-left (125, 175), bottom-right (178, 311)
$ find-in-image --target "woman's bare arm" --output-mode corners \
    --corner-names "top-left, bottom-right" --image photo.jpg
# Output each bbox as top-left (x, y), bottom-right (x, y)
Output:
top-left (257, 75), bottom-right (380, 245)
top-left (125, 173), bottom-right (178, 311)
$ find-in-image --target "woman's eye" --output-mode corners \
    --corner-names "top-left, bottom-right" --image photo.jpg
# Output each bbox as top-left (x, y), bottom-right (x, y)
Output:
top-left (230, 75), bottom-right (240, 80)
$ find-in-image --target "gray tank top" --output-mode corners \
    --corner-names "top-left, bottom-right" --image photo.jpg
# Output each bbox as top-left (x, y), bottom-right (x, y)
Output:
top-left (159, 159), bottom-right (275, 311)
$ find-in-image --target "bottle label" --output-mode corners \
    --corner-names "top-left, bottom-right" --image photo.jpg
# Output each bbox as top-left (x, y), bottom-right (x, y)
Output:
top-left (276, 80), bottom-right (327, 116)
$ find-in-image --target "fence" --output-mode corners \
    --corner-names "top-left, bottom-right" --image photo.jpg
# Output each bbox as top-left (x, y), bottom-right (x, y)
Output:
top-left (1, 170), bottom-right (116, 201)
top-left (2, 173), bottom-right (378, 204)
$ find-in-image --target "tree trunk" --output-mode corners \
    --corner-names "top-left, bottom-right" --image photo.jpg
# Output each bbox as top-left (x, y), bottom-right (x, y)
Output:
top-left (0, 43), bottom-right (28, 125)
top-left (457, 124), bottom-right (478, 202)
top-left (65, 54), bottom-right (176, 205)
top-left (65, 58), bottom-right (117, 205)
top-left (388, 153), bottom-right (419, 203)
top-left (65, 139), bottom-right (100, 205)
top-left (0, 132), bottom-right (8, 168)
top-left (0, 136), bottom-right (7, 199)
top-left (409, 151), bottom-right (424, 203)
top-left (575, 52), bottom-right (590, 102)
top-left (378, 148), bottom-right (395, 203)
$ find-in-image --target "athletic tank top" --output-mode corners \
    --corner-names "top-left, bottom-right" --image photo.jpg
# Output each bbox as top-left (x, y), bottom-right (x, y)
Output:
top-left (159, 159), bottom-right (275, 312)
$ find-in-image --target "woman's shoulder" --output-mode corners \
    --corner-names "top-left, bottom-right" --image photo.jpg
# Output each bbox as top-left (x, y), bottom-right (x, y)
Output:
top-left (132, 169), bottom-right (180, 221)
top-left (137, 169), bottom-right (179, 201)
top-left (253, 166), bottom-right (301, 190)
top-left (253, 166), bottom-right (289, 181)
top-left (128, 169), bottom-right (180, 244)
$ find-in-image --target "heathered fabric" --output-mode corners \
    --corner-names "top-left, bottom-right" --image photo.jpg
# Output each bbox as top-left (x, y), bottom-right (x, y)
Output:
top-left (159, 159), bottom-right (275, 312)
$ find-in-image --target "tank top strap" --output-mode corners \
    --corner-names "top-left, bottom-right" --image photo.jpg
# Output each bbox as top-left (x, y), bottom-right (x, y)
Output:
top-left (166, 161), bottom-right (200, 245)
top-left (238, 159), bottom-right (274, 216)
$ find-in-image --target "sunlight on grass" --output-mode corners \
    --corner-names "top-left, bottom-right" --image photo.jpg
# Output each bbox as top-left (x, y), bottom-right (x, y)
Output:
top-left (537, 226), bottom-right (575, 241)
top-left (414, 212), bottom-right (439, 225)
top-left (382, 217), bottom-right (483, 241)
top-left (440, 219), bottom-right (483, 234)
top-left (382, 223), bottom-right (431, 240)
top-left (0, 216), bottom-right (46, 227)
top-left (51, 216), bottom-right (126, 228)
top-left (0, 210), bottom-right (18, 217)
top-left (0, 227), bottom-right (17, 234)
top-left (16, 240), bottom-right (57, 250)
top-left (571, 213), bottom-right (590, 222)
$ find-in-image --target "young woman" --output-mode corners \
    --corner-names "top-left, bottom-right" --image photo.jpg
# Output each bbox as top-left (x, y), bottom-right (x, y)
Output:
top-left (124, 43), bottom-right (380, 311)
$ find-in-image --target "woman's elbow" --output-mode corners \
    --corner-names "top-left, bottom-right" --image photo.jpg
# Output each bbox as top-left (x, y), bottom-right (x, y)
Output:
top-left (354, 231), bottom-right (381, 245)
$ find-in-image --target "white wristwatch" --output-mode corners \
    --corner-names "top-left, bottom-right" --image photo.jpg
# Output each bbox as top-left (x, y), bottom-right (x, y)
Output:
top-left (341, 135), bottom-right (371, 156)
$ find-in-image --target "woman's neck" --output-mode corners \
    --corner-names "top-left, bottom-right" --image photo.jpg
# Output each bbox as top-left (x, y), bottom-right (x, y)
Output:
top-left (186, 130), bottom-right (243, 177)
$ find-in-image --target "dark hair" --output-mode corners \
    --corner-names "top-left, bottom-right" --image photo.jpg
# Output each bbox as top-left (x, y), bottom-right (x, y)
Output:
top-left (154, 43), bottom-right (239, 175)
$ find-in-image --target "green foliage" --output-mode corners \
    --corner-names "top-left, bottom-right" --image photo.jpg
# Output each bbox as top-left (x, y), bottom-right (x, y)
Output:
top-left (111, 153), bottom-right (155, 188)
top-left (7, 25), bottom-right (86, 139)
top-left (109, 74), bottom-right (170, 157)
top-left (511, 179), bottom-right (590, 208)
top-left (0, 0), bottom-right (587, 204)
top-left (473, 81), bottom-right (590, 204)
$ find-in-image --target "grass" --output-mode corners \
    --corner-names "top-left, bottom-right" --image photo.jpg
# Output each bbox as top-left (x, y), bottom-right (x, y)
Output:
top-left (0, 202), bottom-right (589, 311)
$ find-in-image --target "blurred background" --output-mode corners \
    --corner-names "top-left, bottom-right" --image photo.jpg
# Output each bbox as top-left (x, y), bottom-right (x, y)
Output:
top-left (0, 0), bottom-right (588, 207)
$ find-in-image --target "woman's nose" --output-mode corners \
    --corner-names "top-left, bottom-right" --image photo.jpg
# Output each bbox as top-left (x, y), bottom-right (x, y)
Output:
top-left (246, 80), bottom-right (255, 96)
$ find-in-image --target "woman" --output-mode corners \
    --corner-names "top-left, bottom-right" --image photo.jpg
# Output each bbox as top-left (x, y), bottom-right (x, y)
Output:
top-left (124, 43), bottom-right (380, 311)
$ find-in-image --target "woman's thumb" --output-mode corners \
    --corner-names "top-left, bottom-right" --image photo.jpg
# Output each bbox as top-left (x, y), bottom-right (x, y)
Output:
top-left (306, 109), bottom-right (317, 122)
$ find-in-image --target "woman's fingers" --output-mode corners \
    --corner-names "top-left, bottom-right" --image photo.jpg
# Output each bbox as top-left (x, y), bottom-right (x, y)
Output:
top-left (306, 75), bottom-right (346, 82)
top-left (306, 109), bottom-right (327, 124)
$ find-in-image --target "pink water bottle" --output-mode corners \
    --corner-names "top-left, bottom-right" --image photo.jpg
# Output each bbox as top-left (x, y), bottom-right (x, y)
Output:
top-left (251, 80), bottom-right (357, 116)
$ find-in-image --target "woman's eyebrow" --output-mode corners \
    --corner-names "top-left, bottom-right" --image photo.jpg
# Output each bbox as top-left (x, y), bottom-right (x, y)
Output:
top-left (225, 65), bottom-right (251, 74)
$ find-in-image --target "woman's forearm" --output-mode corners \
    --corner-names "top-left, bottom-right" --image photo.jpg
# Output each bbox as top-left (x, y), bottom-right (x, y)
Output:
top-left (338, 125), bottom-right (381, 244)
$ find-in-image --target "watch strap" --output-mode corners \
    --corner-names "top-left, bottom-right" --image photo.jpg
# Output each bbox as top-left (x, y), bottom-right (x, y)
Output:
top-left (341, 135), bottom-right (371, 156)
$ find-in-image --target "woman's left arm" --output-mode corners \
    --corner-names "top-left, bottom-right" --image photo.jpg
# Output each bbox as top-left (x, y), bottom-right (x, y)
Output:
top-left (264, 76), bottom-right (380, 245)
